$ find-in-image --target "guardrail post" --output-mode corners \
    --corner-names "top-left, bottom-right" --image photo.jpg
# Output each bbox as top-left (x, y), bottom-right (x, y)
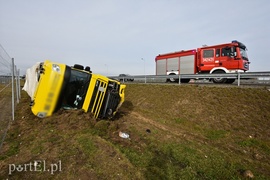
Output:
top-left (144, 75), bottom-right (146, 83)
top-left (237, 72), bottom-right (240, 86)
top-left (178, 74), bottom-right (181, 85)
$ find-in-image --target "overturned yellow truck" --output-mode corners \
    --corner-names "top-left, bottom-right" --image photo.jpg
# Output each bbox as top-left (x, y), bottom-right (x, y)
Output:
top-left (23, 60), bottom-right (126, 119)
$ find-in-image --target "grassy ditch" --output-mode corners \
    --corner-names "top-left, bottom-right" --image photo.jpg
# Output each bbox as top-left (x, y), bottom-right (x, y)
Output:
top-left (0, 83), bottom-right (13, 151)
top-left (0, 83), bottom-right (270, 179)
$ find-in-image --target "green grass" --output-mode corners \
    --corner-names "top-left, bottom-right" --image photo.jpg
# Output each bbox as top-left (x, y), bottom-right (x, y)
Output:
top-left (238, 138), bottom-right (270, 154)
top-left (77, 135), bottom-right (97, 157)
top-left (0, 83), bottom-right (270, 179)
top-left (204, 129), bottom-right (228, 140)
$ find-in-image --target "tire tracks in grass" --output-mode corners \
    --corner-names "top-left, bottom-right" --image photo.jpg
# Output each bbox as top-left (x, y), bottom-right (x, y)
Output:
top-left (129, 111), bottom-right (208, 145)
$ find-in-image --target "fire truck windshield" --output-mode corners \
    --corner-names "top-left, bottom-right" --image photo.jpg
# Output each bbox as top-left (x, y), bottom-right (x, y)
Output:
top-left (240, 48), bottom-right (248, 61)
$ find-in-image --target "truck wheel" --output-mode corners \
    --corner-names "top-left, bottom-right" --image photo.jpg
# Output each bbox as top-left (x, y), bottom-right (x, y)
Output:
top-left (225, 79), bottom-right (235, 84)
top-left (167, 73), bottom-right (177, 83)
top-left (181, 79), bottom-right (190, 83)
top-left (212, 70), bottom-right (227, 84)
top-left (74, 64), bottom-right (84, 70)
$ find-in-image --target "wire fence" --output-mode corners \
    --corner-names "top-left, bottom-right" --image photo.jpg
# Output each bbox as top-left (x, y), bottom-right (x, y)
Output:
top-left (0, 44), bottom-right (21, 151)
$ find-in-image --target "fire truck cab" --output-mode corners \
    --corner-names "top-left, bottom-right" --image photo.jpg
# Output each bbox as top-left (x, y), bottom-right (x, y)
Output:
top-left (155, 40), bottom-right (250, 83)
top-left (197, 40), bottom-right (249, 83)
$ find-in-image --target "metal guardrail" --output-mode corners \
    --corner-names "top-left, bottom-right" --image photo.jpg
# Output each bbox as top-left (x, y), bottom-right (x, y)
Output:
top-left (109, 71), bottom-right (270, 86)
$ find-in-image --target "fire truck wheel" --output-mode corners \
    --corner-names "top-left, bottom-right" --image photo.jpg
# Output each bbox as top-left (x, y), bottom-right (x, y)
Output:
top-left (181, 79), bottom-right (190, 83)
top-left (167, 73), bottom-right (177, 83)
top-left (225, 79), bottom-right (235, 84)
top-left (212, 70), bottom-right (227, 83)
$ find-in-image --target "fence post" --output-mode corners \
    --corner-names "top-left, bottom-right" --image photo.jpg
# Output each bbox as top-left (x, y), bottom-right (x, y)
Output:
top-left (11, 58), bottom-right (15, 120)
top-left (18, 69), bottom-right (21, 99)
top-left (15, 65), bottom-right (19, 104)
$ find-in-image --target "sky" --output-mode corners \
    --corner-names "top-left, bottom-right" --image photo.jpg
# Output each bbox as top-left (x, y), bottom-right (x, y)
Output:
top-left (1, 0), bottom-right (270, 76)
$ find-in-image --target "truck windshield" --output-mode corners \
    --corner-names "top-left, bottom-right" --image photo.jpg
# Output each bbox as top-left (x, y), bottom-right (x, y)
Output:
top-left (240, 48), bottom-right (248, 61)
top-left (62, 69), bottom-right (91, 109)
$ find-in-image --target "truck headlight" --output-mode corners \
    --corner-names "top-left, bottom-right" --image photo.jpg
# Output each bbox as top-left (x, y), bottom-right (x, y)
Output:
top-left (52, 64), bottom-right (61, 73)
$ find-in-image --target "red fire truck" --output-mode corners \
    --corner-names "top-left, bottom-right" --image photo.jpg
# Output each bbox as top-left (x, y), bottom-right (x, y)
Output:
top-left (155, 40), bottom-right (250, 83)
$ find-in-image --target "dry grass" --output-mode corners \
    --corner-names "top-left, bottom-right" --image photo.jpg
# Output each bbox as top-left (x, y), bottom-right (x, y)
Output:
top-left (0, 83), bottom-right (270, 179)
top-left (0, 83), bottom-right (13, 149)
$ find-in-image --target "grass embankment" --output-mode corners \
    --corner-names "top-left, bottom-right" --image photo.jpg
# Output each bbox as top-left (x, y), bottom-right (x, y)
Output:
top-left (0, 83), bottom-right (13, 148)
top-left (0, 84), bottom-right (270, 179)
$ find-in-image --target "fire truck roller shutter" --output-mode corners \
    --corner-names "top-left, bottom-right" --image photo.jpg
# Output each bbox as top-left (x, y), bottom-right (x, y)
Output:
top-left (167, 57), bottom-right (179, 73)
top-left (166, 57), bottom-right (179, 83)
top-left (178, 55), bottom-right (195, 83)
top-left (156, 59), bottom-right (166, 75)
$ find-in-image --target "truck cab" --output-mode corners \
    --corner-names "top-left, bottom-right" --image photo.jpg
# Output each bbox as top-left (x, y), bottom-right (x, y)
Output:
top-left (196, 41), bottom-right (250, 83)
top-left (27, 60), bottom-right (126, 118)
top-left (197, 40), bottom-right (250, 73)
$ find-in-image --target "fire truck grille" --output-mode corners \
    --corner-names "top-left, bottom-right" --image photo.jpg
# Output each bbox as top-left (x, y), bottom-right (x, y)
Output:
top-left (244, 62), bottom-right (249, 70)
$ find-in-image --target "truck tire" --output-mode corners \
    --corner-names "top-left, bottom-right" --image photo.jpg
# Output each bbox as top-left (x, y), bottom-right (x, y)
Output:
top-left (225, 79), bottom-right (235, 84)
top-left (167, 73), bottom-right (177, 83)
top-left (74, 64), bottom-right (84, 70)
top-left (181, 79), bottom-right (190, 83)
top-left (85, 66), bottom-right (91, 72)
top-left (212, 70), bottom-right (227, 84)
top-left (119, 78), bottom-right (126, 82)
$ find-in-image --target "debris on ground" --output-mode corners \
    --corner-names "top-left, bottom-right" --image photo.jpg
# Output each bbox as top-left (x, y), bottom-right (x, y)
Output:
top-left (119, 131), bottom-right (129, 139)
